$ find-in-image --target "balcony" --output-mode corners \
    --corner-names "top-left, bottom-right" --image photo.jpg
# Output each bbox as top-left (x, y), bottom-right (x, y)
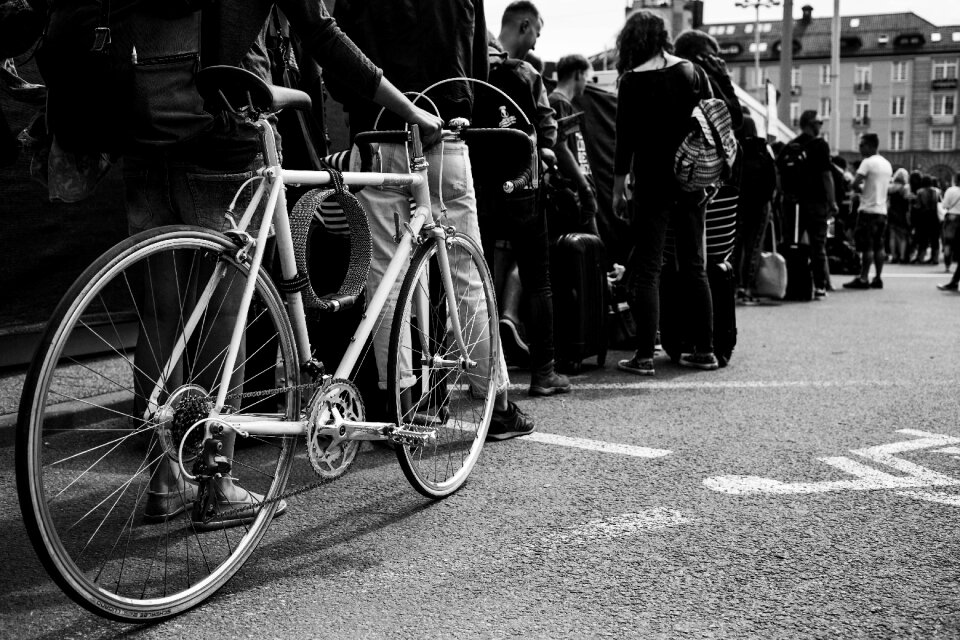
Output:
top-left (854, 82), bottom-right (873, 93)
top-left (932, 78), bottom-right (959, 90)
top-left (928, 114), bottom-right (958, 125)
top-left (853, 116), bottom-right (871, 127)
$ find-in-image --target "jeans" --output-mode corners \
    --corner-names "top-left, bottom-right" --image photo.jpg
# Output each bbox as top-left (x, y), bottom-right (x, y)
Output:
top-left (627, 190), bottom-right (713, 359)
top-left (123, 155), bottom-right (261, 234)
top-left (356, 140), bottom-right (508, 393)
top-left (477, 185), bottom-right (555, 371)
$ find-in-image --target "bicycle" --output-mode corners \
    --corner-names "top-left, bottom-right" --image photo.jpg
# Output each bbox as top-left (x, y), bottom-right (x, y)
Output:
top-left (16, 65), bottom-right (535, 621)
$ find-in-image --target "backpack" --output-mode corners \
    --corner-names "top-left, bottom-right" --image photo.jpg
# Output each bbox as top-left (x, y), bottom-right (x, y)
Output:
top-left (36, 1), bottom-right (212, 155)
top-left (470, 55), bottom-right (538, 188)
top-left (472, 57), bottom-right (537, 137)
top-left (673, 68), bottom-right (738, 192)
top-left (775, 138), bottom-right (809, 195)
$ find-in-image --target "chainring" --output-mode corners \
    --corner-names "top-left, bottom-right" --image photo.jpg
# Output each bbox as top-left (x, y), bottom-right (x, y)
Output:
top-left (306, 378), bottom-right (364, 481)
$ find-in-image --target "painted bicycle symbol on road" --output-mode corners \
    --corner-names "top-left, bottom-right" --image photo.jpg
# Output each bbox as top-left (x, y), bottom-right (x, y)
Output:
top-left (704, 429), bottom-right (960, 506)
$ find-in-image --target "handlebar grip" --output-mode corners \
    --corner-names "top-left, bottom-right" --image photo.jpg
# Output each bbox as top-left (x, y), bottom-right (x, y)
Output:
top-left (503, 167), bottom-right (533, 193)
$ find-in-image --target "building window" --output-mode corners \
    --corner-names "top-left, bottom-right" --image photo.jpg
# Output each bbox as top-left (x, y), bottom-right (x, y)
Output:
top-left (820, 64), bottom-right (831, 85)
top-left (932, 93), bottom-right (957, 116)
top-left (748, 42), bottom-right (769, 53)
top-left (791, 66), bottom-right (801, 88)
top-left (930, 129), bottom-right (955, 151)
top-left (760, 23), bottom-right (772, 33)
top-left (890, 131), bottom-right (904, 151)
top-left (744, 24), bottom-right (753, 34)
top-left (891, 96), bottom-right (906, 117)
top-left (855, 99), bottom-right (871, 123)
top-left (850, 18), bottom-right (860, 28)
top-left (820, 97), bottom-right (832, 118)
top-left (933, 59), bottom-right (959, 80)
top-left (932, 33), bottom-right (942, 43)
top-left (790, 102), bottom-right (801, 127)
top-left (727, 25), bottom-right (736, 35)
top-left (892, 61), bottom-right (908, 82)
top-left (855, 64), bottom-right (872, 85)
top-left (953, 32), bottom-right (960, 43)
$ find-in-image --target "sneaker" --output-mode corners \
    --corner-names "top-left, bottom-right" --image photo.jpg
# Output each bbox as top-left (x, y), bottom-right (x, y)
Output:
top-left (937, 282), bottom-right (959, 291)
top-left (679, 352), bottom-right (719, 371)
top-left (499, 317), bottom-right (530, 367)
top-left (529, 370), bottom-right (572, 397)
top-left (486, 401), bottom-right (535, 441)
top-left (869, 277), bottom-right (883, 289)
top-left (814, 288), bottom-right (828, 299)
top-left (842, 278), bottom-right (870, 289)
top-left (617, 356), bottom-right (655, 376)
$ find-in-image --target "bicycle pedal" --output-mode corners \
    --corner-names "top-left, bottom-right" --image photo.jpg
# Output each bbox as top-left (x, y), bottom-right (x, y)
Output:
top-left (389, 427), bottom-right (437, 446)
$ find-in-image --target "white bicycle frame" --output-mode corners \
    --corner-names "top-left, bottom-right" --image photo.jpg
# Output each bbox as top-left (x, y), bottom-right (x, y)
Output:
top-left (155, 119), bottom-right (479, 458)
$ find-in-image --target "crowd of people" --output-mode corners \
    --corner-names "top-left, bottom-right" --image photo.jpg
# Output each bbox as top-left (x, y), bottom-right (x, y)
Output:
top-left (4, 1), bottom-right (959, 526)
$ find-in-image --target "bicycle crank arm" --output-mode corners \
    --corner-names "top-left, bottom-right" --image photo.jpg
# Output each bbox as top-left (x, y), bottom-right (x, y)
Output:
top-left (312, 420), bottom-right (395, 441)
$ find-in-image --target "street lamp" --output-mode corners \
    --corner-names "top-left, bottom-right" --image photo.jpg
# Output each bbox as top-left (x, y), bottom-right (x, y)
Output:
top-left (736, 0), bottom-right (781, 97)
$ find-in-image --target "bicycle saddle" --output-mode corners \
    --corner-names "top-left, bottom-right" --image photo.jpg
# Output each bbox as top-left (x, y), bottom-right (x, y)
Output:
top-left (197, 65), bottom-right (312, 114)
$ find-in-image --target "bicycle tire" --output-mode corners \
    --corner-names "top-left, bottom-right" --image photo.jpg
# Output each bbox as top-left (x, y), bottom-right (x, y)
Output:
top-left (388, 232), bottom-right (498, 498)
top-left (16, 226), bottom-right (298, 621)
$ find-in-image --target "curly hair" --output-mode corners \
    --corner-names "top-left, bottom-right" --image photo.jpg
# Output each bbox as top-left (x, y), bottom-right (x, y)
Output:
top-left (616, 10), bottom-right (673, 74)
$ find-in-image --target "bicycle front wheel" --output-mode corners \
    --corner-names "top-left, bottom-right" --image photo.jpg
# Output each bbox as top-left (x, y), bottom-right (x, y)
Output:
top-left (388, 232), bottom-right (499, 498)
top-left (16, 226), bottom-right (299, 621)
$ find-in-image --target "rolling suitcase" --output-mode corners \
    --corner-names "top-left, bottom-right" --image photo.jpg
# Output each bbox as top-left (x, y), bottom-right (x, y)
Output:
top-left (659, 258), bottom-right (737, 367)
top-left (779, 202), bottom-right (814, 301)
top-left (551, 232), bottom-right (607, 372)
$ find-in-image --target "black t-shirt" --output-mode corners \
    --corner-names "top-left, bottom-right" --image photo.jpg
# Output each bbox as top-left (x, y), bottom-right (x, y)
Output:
top-left (793, 132), bottom-right (832, 203)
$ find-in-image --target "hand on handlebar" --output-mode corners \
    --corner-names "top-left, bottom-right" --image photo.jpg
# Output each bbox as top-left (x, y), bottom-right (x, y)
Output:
top-left (408, 105), bottom-right (443, 148)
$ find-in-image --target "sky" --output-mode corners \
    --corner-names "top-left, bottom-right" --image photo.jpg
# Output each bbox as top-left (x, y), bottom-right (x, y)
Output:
top-left (482, 0), bottom-right (960, 63)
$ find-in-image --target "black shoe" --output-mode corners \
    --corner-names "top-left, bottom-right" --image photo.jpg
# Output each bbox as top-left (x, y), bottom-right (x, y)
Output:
top-left (529, 369), bottom-right (572, 397)
top-left (842, 278), bottom-right (870, 289)
top-left (869, 277), bottom-right (883, 289)
top-left (937, 282), bottom-right (959, 291)
top-left (486, 401), bottom-right (535, 441)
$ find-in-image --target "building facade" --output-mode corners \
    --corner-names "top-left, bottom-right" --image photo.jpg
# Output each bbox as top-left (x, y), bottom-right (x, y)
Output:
top-left (706, 5), bottom-right (959, 182)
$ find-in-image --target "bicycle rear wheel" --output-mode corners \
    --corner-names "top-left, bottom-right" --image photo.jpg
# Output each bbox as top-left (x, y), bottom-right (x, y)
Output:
top-left (388, 232), bottom-right (498, 498)
top-left (16, 226), bottom-right (298, 621)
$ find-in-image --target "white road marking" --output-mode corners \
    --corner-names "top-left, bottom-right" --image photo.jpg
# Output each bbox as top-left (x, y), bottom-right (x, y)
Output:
top-left (876, 273), bottom-right (949, 278)
top-left (704, 430), bottom-right (960, 506)
top-left (520, 432), bottom-right (671, 458)
top-left (510, 380), bottom-right (957, 392)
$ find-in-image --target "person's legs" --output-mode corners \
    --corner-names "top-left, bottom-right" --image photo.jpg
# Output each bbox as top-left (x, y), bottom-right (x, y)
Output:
top-left (509, 194), bottom-right (570, 395)
top-left (803, 201), bottom-right (830, 291)
top-left (672, 190), bottom-right (715, 360)
top-left (126, 156), bottom-right (269, 519)
top-left (872, 215), bottom-right (887, 283)
top-left (624, 201), bottom-right (671, 365)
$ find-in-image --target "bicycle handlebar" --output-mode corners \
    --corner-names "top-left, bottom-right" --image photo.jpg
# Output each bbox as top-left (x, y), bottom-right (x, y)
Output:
top-left (351, 126), bottom-right (536, 193)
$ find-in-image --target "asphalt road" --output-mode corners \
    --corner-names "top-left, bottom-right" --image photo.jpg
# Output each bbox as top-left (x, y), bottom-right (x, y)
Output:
top-left (2, 263), bottom-right (959, 639)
